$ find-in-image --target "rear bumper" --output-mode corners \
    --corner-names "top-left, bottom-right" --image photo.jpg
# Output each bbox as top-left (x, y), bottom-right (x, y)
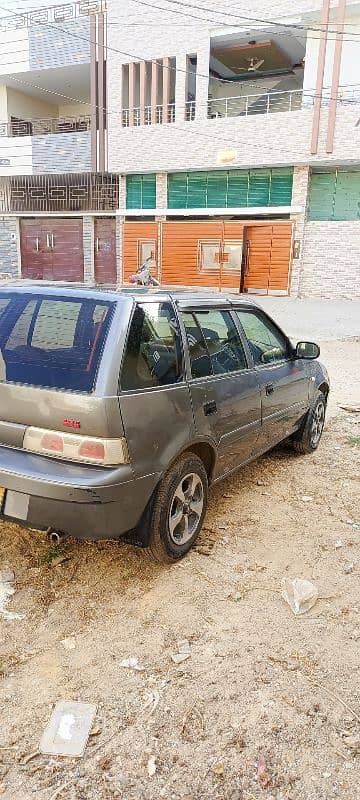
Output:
top-left (0, 446), bottom-right (160, 539)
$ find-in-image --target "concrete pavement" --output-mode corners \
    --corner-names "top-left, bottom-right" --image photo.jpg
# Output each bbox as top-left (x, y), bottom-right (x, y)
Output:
top-left (255, 296), bottom-right (360, 341)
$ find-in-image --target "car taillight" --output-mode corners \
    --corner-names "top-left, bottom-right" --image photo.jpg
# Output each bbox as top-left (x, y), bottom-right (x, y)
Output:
top-left (23, 427), bottom-right (129, 466)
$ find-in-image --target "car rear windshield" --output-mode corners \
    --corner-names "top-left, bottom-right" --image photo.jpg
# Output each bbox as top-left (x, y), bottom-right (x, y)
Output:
top-left (0, 292), bottom-right (115, 392)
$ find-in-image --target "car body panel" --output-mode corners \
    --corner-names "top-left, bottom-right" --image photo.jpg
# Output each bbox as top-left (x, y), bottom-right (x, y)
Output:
top-left (186, 370), bottom-right (261, 479)
top-left (0, 284), bottom-right (330, 540)
top-left (119, 384), bottom-right (196, 478)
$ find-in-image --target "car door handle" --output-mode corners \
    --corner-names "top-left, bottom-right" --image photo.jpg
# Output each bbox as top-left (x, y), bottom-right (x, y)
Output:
top-left (265, 383), bottom-right (275, 395)
top-left (203, 400), bottom-right (217, 416)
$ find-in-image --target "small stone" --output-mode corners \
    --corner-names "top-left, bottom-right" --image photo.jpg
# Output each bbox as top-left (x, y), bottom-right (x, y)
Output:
top-left (301, 495), bottom-right (313, 502)
top-left (171, 652), bottom-right (191, 664)
top-left (350, 629), bottom-right (360, 640)
top-left (335, 540), bottom-right (344, 549)
top-left (0, 570), bottom-right (14, 584)
top-left (344, 563), bottom-right (355, 574)
top-left (177, 639), bottom-right (191, 655)
top-left (61, 637), bottom-right (76, 651)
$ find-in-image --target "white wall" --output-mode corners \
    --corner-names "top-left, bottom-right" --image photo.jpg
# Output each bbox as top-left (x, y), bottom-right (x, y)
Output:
top-left (0, 85), bottom-right (7, 121)
top-left (6, 88), bottom-right (57, 120)
top-left (58, 103), bottom-right (91, 117)
top-left (0, 28), bottom-right (29, 75)
top-left (303, 14), bottom-right (360, 98)
top-left (0, 136), bottom-right (32, 175)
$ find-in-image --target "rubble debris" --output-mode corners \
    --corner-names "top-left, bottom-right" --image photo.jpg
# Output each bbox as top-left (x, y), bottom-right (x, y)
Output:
top-left (0, 570), bottom-right (25, 621)
top-left (119, 657), bottom-right (145, 671)
top-left (147, 755), bottom-right (157, 777)
top-left (61, 638), bottom-right (76, 651)
top-left (171, 639), bottom-right (191, 664)
top-left (282, 578), bottom-right (319, 615)
top-left (39, 701), bottom-right (97, 758)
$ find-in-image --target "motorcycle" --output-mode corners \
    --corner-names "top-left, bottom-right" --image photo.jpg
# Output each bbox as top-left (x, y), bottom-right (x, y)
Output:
top-left (128, 257), bottom-right (160, 287)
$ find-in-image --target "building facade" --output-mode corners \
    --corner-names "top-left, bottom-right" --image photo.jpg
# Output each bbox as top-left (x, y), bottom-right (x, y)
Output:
top-left (0, 0), bottom-right (360, 297)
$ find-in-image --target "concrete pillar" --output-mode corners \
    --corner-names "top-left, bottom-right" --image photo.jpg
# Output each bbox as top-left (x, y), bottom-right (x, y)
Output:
top-left (195, 41), bottom-right (210, 122)
top-left (162, 57), bottom-right (171, 122)
top-left (139, 61), bottom-right (146, 126)
top-left (129, 62), bottom-right (135, 126)
top-left (289, 166), bottom-right (310, 296)
top-left (175, 53), bottom-right (187, 124)
top-left (0, 216), bottom-right (20, 277)
top-left (83, 215), bottom-right (94, 284)
top-left (151, 60), bottom-right (159, 124)
top-left (119, 174), bottom-right (126, 211)
top-left (156, 173), bottom-right (167, 210)
top-left (116, 215), bottom-right (125, 284)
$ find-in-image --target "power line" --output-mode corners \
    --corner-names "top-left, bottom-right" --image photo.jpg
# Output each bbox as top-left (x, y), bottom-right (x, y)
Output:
top-left (132, 0), bottom-right (360, 37)
top-left (0, 2), bottom-right (360, 163)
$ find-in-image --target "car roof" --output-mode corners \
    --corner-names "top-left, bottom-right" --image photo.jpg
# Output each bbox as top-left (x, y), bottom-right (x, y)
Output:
top-left (0, 281), bottom-right (260, 307)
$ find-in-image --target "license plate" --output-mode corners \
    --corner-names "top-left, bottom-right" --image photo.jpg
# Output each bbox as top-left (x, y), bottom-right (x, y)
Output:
top-left (0, 488), bottom-right (5, 511)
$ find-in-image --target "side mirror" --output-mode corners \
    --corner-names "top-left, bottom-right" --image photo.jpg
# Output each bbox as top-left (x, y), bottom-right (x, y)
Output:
top-left (295, 341), bottom-right (320, 360)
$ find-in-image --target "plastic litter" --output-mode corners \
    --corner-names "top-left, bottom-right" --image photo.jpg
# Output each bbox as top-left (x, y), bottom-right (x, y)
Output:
top-left (39, 701), bottom-right (97, 757)
top-left (281, 578), bottom-right (319, 616)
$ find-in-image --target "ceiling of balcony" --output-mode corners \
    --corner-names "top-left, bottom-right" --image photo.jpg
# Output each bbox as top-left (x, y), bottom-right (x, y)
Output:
top-left (210, 30), bottom-right (306, 79)
top-left (2, 63), bottom-right (90, 104)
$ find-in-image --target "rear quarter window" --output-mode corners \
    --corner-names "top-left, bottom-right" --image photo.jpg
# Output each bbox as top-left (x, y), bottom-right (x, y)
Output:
top-left (0, 293), bottom-right (115, 392)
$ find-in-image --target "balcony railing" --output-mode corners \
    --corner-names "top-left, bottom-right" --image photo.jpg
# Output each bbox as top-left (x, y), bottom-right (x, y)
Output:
top-left (0, 0), bottom-right (106, 30)
top-left (208, 89), bottom-right (305, 119)
top-left (185, 101), bottom-right (196, 121)
top-left (0, 115), bottom-right (91, 138)
top-left (122, 104), bottom-right (176, 127)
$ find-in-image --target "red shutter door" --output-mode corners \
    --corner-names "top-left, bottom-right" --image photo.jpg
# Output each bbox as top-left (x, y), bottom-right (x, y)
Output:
top-left (20, 219), bottom-right (46, 279)
top-left (50, 219), bottom-right (84, 282)
top-left (94, 218), bottom-right (117, 284)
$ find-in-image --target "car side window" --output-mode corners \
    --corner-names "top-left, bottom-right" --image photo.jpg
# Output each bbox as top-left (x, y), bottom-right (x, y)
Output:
top-left (182, 309), bottom-right (248, 379)
top-left (235, 309), bottom-right (290, 366)
top-left (121, 302), bottom-right (183, 390)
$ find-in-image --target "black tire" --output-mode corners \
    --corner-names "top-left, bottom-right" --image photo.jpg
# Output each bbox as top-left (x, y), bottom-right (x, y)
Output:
top-left (147, 453), bottom-right (208, 563)
top-left (293, 392), bottom-right (326, 455)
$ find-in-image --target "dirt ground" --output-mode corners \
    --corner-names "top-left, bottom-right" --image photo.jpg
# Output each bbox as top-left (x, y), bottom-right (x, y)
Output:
top-left (0, 338), bottom-right (359, 800)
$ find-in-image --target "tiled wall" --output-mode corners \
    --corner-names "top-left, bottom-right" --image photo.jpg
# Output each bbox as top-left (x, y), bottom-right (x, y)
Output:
top-left (0, 216), bottom-right (19, 276)
top-left (29, 17), bottom-right (90, 71)
top-left (299, 221), bottom-right (360, 298)
top-left (32, 131), bottom-right (91, 174)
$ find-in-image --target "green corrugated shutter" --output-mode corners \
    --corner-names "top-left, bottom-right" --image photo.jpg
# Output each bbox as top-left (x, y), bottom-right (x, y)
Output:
top-left (168, 173), bottom-right (187, 209)
top-left (269, 167), bottom-right (293, 205)
top-left (142, 174), bottom-right (157, 209)
top-left (167, 168), bottom-right (295, 210)
top-left (187, 172), bottom-right (207, 207)
top-left (227, 170), bottom-right (249, 207)
top-left (126, 174), bottom-right (156, 209)
top-left (308, 173), bottom-right (336, 220)
top-left (333, 172), bottom-right (360, 221)
top-left (207, 171), bottom-right (228, 207)
top-left (248, 169), bottom-right (271, 207)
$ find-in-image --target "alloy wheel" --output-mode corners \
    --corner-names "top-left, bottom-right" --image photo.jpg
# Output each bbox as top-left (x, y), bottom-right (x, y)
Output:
top-left (168, 472), bottom-right (204, 545)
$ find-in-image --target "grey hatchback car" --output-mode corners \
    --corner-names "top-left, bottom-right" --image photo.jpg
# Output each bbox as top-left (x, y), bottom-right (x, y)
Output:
top-left (0, 285), bottom-right (329, 562)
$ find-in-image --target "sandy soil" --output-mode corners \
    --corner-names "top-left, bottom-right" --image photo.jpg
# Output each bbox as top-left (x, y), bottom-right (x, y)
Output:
top-left (0, 338), bottom-right (359, 800)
